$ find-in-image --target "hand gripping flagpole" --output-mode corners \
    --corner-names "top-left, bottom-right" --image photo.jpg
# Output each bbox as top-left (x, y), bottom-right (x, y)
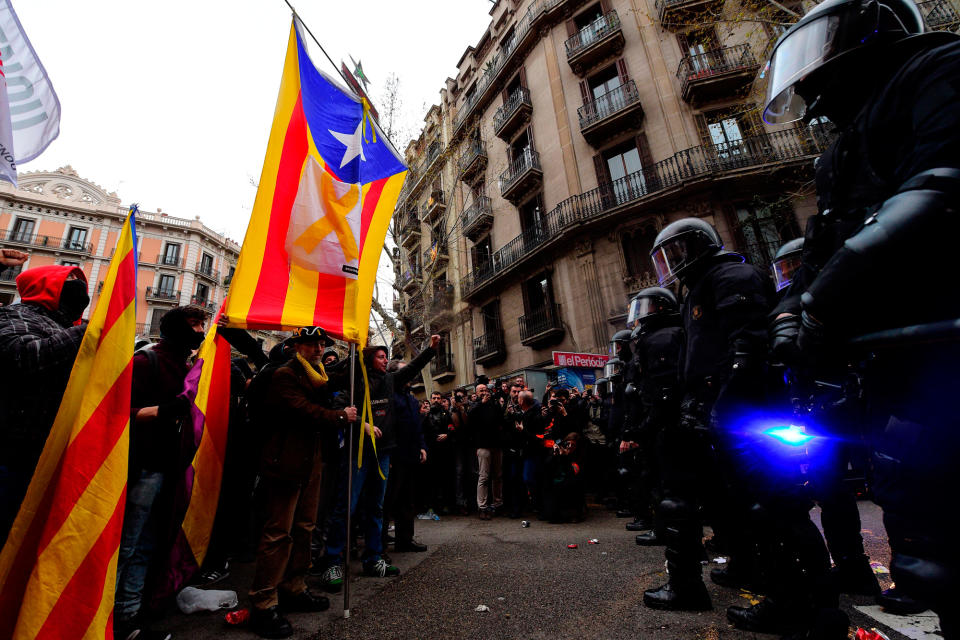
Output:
top-left (344, 342), bottom-right (356, 619)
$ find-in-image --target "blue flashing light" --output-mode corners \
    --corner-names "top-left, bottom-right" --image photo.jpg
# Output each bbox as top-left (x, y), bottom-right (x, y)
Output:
top-left (763, 425), bottom-right (814, 446)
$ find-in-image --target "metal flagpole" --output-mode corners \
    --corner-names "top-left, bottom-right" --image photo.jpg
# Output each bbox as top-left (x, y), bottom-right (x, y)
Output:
top-left (344, 342), bottom-right (356, 618)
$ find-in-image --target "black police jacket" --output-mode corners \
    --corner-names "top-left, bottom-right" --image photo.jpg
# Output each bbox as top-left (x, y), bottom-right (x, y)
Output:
top-left (634, 317), bottom-right (684, 432)
top-left (682, 256), bottom-right (773, 401)
top-left (774, 33), bottom-right (960, 334)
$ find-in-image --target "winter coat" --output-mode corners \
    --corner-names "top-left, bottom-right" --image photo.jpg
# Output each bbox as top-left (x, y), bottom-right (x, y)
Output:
top-left (262, 357), bottom-right (350, 482)
top-left (129, 340), bottom-right (192, 473)
top-left (0, 265), bottom-right (87, 470)
top-left (392, 390), bottom-right (426, 465)
top-left (360, 347), bottom-right (435, 453)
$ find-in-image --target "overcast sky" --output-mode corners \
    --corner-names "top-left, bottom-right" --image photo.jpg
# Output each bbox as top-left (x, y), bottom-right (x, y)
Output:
top-left (14, 0), bottom-right (492, 244)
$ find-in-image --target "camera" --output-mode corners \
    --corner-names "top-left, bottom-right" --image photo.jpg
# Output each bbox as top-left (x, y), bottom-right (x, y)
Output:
top-left (549, 398), bottom-right (560, 408)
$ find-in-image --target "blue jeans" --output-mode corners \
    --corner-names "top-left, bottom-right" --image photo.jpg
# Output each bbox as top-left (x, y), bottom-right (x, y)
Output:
top-left (115, 470), bottom-right (164, 621)
top-left (324, 452), bottom-right (390, 565)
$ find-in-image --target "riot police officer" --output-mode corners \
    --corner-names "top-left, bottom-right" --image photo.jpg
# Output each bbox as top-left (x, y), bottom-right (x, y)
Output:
top-left (764, 0), bottom-right (960, 634)
top-left (643, 217), bottom-right (776, 614)
top-left (624, 287), bottom-right (684, 548)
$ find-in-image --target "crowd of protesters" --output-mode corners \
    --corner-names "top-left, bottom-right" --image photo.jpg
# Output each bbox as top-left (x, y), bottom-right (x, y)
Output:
top-left (0, 258), bottom-right (634, 640)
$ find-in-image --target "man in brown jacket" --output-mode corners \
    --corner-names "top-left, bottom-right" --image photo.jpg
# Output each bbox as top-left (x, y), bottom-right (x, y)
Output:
top-left (249, 326), bottom-right (357, 639)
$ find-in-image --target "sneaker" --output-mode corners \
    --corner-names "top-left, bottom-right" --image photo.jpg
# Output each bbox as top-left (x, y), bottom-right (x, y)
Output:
top-left (362, 558), bottom-right (400, 578)
top-left (319, 564), bottom-right (344, 593)
top-left (197, 560), bottom-right (230, 586)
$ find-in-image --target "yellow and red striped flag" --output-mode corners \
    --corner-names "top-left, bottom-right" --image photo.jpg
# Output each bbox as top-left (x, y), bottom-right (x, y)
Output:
top-left (152, 318), bottom-right (231, 600)
top-left (224, 18), bottom-right (407, 344)
top-left (0, 205), bottom-right (138, 639)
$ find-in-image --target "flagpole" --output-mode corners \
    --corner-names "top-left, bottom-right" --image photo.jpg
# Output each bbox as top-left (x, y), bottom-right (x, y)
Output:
top-left (344, 342), bottom-right (356, 619)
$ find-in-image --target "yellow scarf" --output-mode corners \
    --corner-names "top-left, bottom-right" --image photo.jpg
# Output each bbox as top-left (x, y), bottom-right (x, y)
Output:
top-left (296, 352), bottom-right (329, 387)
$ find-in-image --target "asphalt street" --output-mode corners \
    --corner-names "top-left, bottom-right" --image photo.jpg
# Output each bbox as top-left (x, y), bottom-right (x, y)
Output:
top-left (161, 500), bottom-right (943, 640)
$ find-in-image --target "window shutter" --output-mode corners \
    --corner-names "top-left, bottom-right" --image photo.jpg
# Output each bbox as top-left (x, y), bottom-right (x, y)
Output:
top-left (616, 58), bottom-right (629, 85)
top-left (579, 79), bottom-right (591, 105)
top-left (593, 153), bottom-right (614, 209)
top-left (694, 113), bottom-right (711, 146)
top-left (635, 131), bottom-right (658, 191)
top-left (677, 33), bottom-right (691, 56)
top-left (526, 125), bottom-right (536, 152)
top-left (600, 0), bottom-right (611, 11)
top-left (566, 18), bottom-right (577, 37)
top-left (519, 66), bottom-right (527, 89)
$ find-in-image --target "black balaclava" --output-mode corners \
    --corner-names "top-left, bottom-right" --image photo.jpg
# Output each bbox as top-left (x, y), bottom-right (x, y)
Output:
top-left (163, 319), bottom-right (204, 351)
top-left (58, 279), bottom-right (90, 323)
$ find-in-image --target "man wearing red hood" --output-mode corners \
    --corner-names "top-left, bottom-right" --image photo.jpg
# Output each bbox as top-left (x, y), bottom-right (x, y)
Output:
top-left (0, 264), bottom-right (90, 544)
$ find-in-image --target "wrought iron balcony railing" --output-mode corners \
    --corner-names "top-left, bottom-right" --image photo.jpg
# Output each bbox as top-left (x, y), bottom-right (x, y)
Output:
top-left (458, 140), bottom-right (487, 179)
top-left (196, 262), bottom-right (218, 279)
top-left (565, 10), bottom-right (622, 59)
top-left (461, 124), bottom-right (834, 299)
top-left (577, 79), bottom-right (642, 130)
top-left (0, 229), bottom-right (54, 249)
top-left (146, 286), bottom-right (180, 302)
top-left (474, 330), bottom-right (506, 362)
top-left (519, 303), bottom-right (564, 344)
top-left (499, 148), bottom-right (542, 197)
top-left (157, 254), bottom-right (183, 268)
top-left (918, 0), bottom-right (960, 29)
top-left (430, 349), bottom-right (455, 378)
top-left (493, 86), bottom-right (532, 137)
top-left (676, 44), bottom-right (759, 99)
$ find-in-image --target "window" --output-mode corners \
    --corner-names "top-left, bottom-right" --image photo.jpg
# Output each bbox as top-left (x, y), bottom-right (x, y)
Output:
top-left (621, 225), bottom-right (659, 285)
top-left (519, 194), bottom-right (544, 232)
top-left (195, 283), bottom-right (209, 304)
top-left (510, 129), bottom-right (532, 163)
top-left (697, 107), bottom-right (762, 159)
top-left (200, 253), bottom-right (214, 275)
top-left (0, 263), bottom-right (23, 283)
top-left (589, 64), bottom-right (621, 101)
top-left (61, 260), bottom-right (80, 267)
top-left (11, 218), bottom-right (34, 243)
top-left (158, 274), bottom-right (176, 296)
top-left (480, 300), bottom-right (501, 337)
top-left (472, 236), bottom-right (493, 275)
top-left (523, 272), bottom-right (554, 313)
top-left (162, 243), bottom-right (181, 266)
top-left (500, 26), bottom-right (516, 54)
top-left (65, 227), bottom-right (87, 250)
top-left (604, 141), bottom-right (647, 203)
top-left (573, 3), bottom-right (606, 47)
top-left (732, 201), bottom-right (800, 268)
top-left (679, 29), bottom-right (721, 73)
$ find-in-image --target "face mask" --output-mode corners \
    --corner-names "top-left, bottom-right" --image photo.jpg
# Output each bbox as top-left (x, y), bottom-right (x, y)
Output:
top-left (59, 279), bottom-right (90, 322)
top-left (165, 323), bottom-right (204, 351)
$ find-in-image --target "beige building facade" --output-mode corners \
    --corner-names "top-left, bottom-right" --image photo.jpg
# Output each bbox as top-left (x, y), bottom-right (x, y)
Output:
top-left (394, 0), bottom-right (954, 394)
top-left (0, 166), bottom-right (239, 340)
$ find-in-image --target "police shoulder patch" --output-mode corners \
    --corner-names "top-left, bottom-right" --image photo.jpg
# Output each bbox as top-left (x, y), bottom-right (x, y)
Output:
top-left (692, 305), bottom-right (703, 320)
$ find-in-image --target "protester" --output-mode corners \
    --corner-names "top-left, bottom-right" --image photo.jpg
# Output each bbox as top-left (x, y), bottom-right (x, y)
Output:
top-left (0, 265), bottom-right (89, 544)
top-left (115, 305), bottom-right (206, 640)
top-left (449, 390), bottom-right (473, 515)
top-left (248, 326), bottom-right (356, 639)
top-left (381, 360), bottom-right (428, 554)
top-left (502, 381), bottom-right (527, 518)
top-left (540, 433), bottom-right (586, 524)
top-left (320, 335), bottom-right (439, 589)
top-left (423, 390), bottom-right (455, 514)
top-left (468, 383), bottom-right (504, 520)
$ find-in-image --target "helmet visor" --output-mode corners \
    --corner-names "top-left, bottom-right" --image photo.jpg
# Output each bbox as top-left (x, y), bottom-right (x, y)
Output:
top-left (627, 297), bottom-right (664, 328)
top-left (763, 15), bottom-right (842, 124)
top-left (651, 238), bottom-right (691, 285)
top-left (604, 361), bottom-right (622, 379)
top-left (771, 254), bottom-right (803, 291)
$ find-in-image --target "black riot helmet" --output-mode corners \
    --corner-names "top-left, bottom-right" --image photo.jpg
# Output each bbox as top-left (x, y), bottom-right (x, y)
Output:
top-left (627, 287), bottom-right (678, 329)
top-left (610, 329), bottom-right (634, 359)
top-left (650, 218), bottom-right (727, 286)
top-left (771, 238), bottom-right (804, 292)
top-left (605, 357), bottom-right (625, 382)
top-left (763, 0), bottom-right (924, 124)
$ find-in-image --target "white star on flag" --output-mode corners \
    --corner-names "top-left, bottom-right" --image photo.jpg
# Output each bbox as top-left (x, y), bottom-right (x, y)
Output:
top-left (328, 121), bottom-right (366, 168)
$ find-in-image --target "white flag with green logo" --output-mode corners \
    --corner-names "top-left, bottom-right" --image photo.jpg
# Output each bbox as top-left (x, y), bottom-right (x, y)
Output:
top-left (0, 0), bottom-right (60, 186)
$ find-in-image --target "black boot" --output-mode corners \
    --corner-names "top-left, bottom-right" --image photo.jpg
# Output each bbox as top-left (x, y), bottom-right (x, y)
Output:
top-left (710, 559), bottom-right (764, 592)
top-left (832, 555), bottom-right (881, 596)
top-left (643, 580), bottom-right (711, 611)
top-left (625, 517), bottom-right (652, 531)
top-left (635, 531), bottom-right (662, 546)
top-left (726, 598), bottom-right (806, 634)
top-left (876, 587), bottom-right (929, 615)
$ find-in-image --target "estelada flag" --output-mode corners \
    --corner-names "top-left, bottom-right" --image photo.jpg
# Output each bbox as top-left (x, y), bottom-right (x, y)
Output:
top-left (225, 17), bottom-right (407, 344)
top-left (0, 206), bottom-right (137, 639)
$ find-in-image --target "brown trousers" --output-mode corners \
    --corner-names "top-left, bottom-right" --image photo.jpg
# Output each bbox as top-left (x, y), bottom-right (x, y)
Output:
top-left (249, 469), bottom-right (323, 610)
